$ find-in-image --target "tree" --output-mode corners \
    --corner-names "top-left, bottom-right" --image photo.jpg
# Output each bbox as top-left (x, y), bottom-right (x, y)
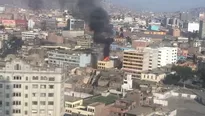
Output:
top-left (163, 74), bottom-right (180, 85)
top-left (171, 65), bottom-right (193, 81)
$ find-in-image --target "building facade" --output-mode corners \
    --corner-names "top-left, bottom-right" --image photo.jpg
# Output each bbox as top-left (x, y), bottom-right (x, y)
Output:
top-left (122, 49), bottom-right (150, 79)
top-left (21, 31), bottom-right (39, 41)
top-left (122, 47), bottom-right (177, 79)
top-left (47, 50), bottom-right (91, 67)
top-left (157, 47), bottom-right (178, 67)
top-left (199, 20), bottom-right (205, 39)
top-left (0, 59), bottom-right (65, 116)
top-left (97, 60), bottom-right (114, 69)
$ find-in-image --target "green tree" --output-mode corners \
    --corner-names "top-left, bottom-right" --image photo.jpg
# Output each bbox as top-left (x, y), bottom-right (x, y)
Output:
top-left (163, 74), bottom-right (180, 85)
top-left (172, 65), bottom-right (193, 81)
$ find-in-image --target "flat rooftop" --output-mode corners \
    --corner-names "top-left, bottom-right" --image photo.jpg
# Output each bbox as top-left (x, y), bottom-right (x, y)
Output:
top-left (126, 106), bottom-right (153, 116)
top-left (165, 97), bottom-right (205, 116)
top-left (88, 102), bottom-right (105, 107)
top-left (64, 95), bottom-right (82, 102)
top-left (84, 94), bottom-right (119, 105)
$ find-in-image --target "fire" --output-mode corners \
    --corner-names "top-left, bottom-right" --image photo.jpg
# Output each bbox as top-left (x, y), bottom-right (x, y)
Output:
top-left (103, 57), bottom-right (109, 61)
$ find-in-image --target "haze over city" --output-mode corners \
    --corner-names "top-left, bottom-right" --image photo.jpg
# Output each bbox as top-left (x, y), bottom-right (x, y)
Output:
top-left (113, 0), bottom-right (205, 12)
top-left (0, 0), bottom-right (205, 116)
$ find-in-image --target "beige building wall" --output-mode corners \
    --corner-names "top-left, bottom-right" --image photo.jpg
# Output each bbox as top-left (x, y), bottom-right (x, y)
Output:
top-left (141, 73), bottom-right (166, 83)
top-left (0, 59), bottom-right (65, 116)
top-left (97, 60), bottom-right (114, 69)
top-left (122, 50), bottom-right (149, 79)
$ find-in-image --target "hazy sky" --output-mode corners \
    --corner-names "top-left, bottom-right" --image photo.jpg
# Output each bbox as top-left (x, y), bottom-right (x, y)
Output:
top-left (111, 0), bottom-right (205, 12)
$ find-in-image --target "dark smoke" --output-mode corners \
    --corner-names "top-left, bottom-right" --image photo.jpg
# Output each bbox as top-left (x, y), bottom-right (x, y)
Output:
top-left (28, 0), bottom-right (43, 10)
top-left (76, 0), bottom-right (114, 59)
top-left (59, 0), bottom-right (66, 9)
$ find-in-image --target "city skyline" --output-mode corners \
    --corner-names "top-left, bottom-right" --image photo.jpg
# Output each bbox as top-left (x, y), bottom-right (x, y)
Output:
top-left (112, 0), bottom-right (205, 12)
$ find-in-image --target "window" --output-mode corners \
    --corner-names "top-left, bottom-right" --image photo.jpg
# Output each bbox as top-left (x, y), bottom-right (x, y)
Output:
top-left (32, 84), bottom-right (38, 89)
top-left (40, 85), bottom-right (46, 89)
top-left (13, 76), bottom-right (22, 80)
top-left (13, 101), bottom-right (21, 105)
top-left (13, 93), bottom-right (21, 97)
top-left (26, 77), bottom-right (28, 81)
top-left (49, 85), bottom-right (54, 89)
top-left (40, 101), bottom-right (46, 105)
top-left (25, 111), bottom-right (28, 115)
top-left (14, 64), bottom-right (21, 70)
top-left (6, 102), bottom-right (9, 106)
top-left (32, 101), bottom-right (38, 105)
top-left (6, 94), bottom-right (9, 98)
top-left (0, 84), bottom-right (2, 88)
top-left (5, 110), bottom-right (9, 115)
top-left (25, 94), bottom-right (28, 98)
top-left (48, 93), bottom-right (54, 97)
top-left (48, 101), bottom-right (54, 105)
top-left (13, 109), bottom-right (21, 114)
top-left (25, 86), bottom-right (28, 89)
top-left (13, 84), bottom-right (21, 88)
top-left (40, 76), bottom-right (47, 80)
top-left (25, 102), bottom-right (28, 106)
top-left (32, 76), bottom-right (38, 80)
top-left (6, 85), bottom-right (10, 89)
top-left (40, 93), bottom-right (46, 97)
top-left (49, 77), bottom-right (55, 81)
top-left (0, 101), bottom-right (2, 107)
top-left (32, 93), bottom-right (37, 97)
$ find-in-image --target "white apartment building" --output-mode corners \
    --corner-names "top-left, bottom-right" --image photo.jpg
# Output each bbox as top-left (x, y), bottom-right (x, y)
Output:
top-left (22, 31), bottom-right (39, 40)
top-left (157, 47), bottom-right (178, 67)
top-left (0, 32), bottom-right (8, 41)
top-left (0, 58), bottom-right (65, 116)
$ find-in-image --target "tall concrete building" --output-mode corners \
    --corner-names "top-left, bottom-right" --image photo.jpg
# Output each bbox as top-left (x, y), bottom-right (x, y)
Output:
top-left (122, 47), bottom-right (177, 79)
top-left (199, 20), bottom-right (205, 39)
top-left (157, 47), bottom-right (178, 67)
top-left (122, 49), bottom-right (150, 79)
top-left (0, 58), bottom-right (65, 116)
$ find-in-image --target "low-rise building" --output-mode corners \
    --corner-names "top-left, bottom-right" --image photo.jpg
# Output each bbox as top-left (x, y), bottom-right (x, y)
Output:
top-left (97, 60), bottom-right (114, 69)
top-left (47, 50), bottom-right (91, 68)
top-left (65, 95), bottom-right (112, 116)
top-left (22, 31), bottom-right (39, 41)
top-left (144, 31), bottom-right (166, 35)
top-left (109, 99), bottom-right (136, 116)
top-left (141, 67), bottom-right (170, 83)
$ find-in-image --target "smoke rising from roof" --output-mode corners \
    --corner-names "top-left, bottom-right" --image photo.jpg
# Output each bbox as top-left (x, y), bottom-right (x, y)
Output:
top-left (75, 0), bottom-right (114, 58)
top-left (28, 0), bottom-right (43, 10)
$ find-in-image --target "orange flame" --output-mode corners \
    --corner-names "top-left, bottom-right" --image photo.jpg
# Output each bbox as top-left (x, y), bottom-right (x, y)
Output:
top-left (103, 57), bottom-right (109, 61)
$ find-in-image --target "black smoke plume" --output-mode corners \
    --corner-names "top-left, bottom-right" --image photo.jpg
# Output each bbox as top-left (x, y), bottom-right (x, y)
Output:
top-left (76, 0), bottom-right (114, 59)
top-left (28, 0), bottom-right (43, 10)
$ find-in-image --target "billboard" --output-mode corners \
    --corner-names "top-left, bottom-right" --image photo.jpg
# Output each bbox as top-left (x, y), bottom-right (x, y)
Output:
top-left (149, 25), bottom-right (159, 31)
top-left (188, 22), bottom-right (199, 32)
top-left (2, 20), bottom-right (16, 28)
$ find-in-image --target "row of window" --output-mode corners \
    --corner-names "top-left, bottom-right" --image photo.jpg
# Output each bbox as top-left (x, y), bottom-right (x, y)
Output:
top-left (32, 76), bottom-right (55, 81)
top-left (11, 76), bottom-right (56, 81)
top-left (32, 101), bottom-right (54, 105)
top-left (32, 93), bottom-right (54, 97)
top-left (0, 84), bottom-right (54, 89)
top-left (5, 109), bottom-right (54, 115)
